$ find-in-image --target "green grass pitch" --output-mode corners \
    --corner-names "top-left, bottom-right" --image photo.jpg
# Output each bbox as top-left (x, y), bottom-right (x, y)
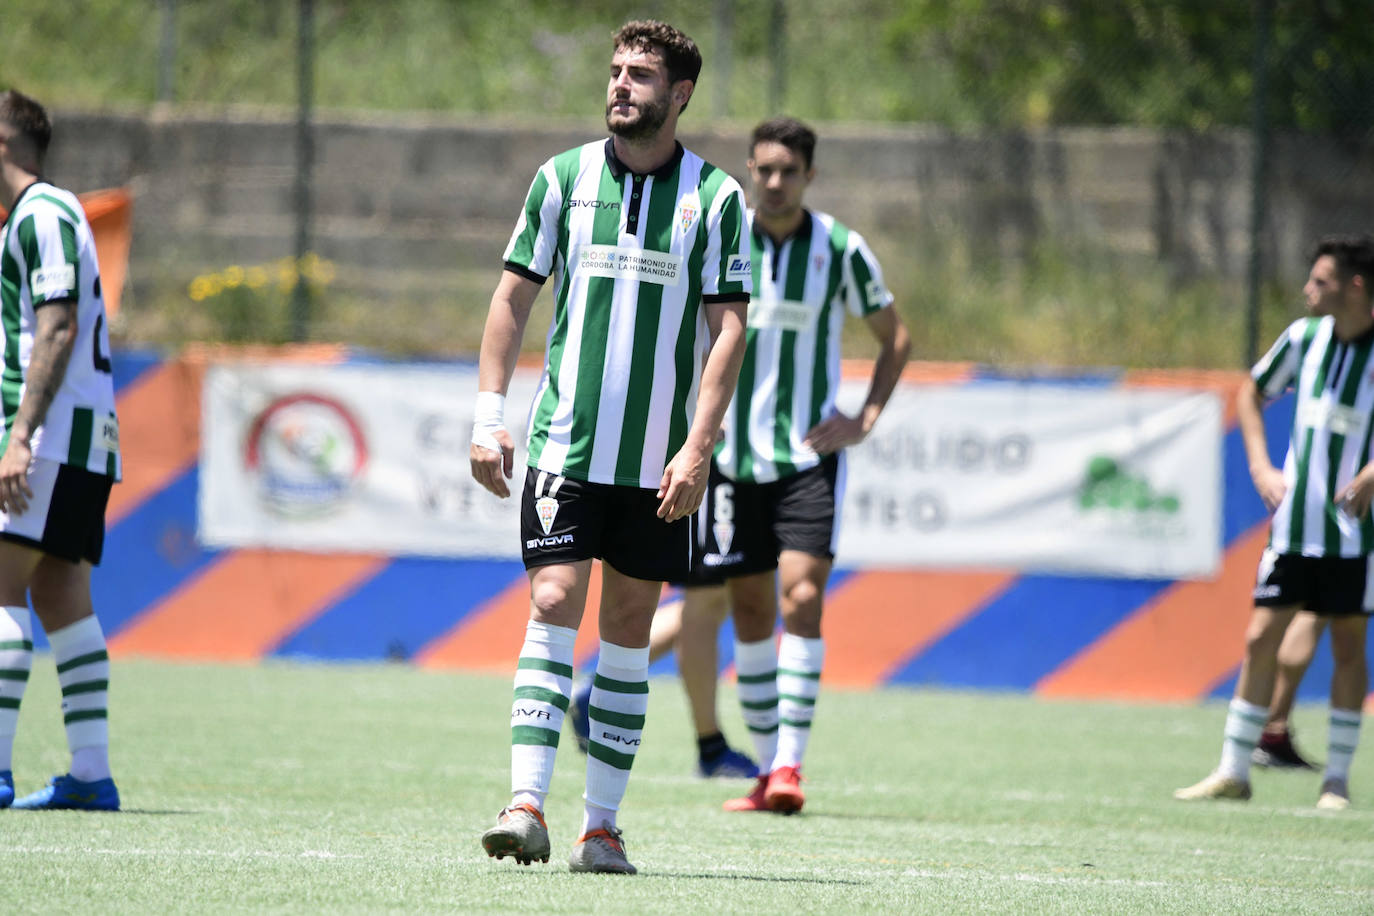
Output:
top-left (5, 658), bottom-right (1372, 913)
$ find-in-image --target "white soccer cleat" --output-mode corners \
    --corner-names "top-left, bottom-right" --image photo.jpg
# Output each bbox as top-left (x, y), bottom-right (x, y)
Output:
top-left (1173, 772), bottom-right (1252, 801)
top-left (1316, 778), bottom-right (1351, 810)
top-left (568, 821), bottom-right (636, 874)
top-left (481, 804), bottom-right (551, 865)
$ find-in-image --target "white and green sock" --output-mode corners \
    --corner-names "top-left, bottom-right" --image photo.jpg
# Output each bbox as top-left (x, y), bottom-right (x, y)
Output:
top-left (1324, 707), bottom-right (1362, 784)
top-left (0, 606), bottom-right (33, 772)
top-left (49, 615), bottom-right (111, 783)
top-left (581, 640), bottom-right (649, 833)
top-left (508, 620), bottom-right (576, 811)
top-left (1217, 697), bottom-right (1267, 782)
top-left (734, 636), bottom-right (779, 772)
top-left (775, 633), bottom-right (824, 770)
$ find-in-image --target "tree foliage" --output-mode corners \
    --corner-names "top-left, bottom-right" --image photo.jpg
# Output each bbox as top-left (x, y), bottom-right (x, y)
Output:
top-left (0, 0), bottom-right (1367, 133)
top-left (880, 0), bottom-right (1373, 132)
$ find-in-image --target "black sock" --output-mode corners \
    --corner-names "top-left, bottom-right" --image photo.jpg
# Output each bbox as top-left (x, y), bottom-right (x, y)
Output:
top-left (697, 732), bottom-right (728, 761)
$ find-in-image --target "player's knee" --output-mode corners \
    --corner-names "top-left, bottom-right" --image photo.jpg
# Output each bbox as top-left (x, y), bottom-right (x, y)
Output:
top-left (783, 578), bottom-right (822, 615)
top-left (1242, 621), bottom-right (1284, 660)
top-left (529, 579), bottom-right (577, 623)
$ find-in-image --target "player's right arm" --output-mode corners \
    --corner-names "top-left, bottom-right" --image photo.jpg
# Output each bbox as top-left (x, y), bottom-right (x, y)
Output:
top-left (1237, 376), bottom-right (1285, 512)
top-left (1242, 320), bottom-right (1305, 513)
top-left (0, 298), bottom-right (78, 514)
top-left (470, 270), bottom-right (542, 499)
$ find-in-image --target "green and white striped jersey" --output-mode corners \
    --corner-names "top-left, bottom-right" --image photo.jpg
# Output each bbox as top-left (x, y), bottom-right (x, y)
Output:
top-left (1253, 315), bottom-right (1374, 557)
top-left (0, 182), bottom-right (120, 479)
top-left (716, 210), bottom-right (893, 483)
top-left (503, 139), bottom-right (751, 488)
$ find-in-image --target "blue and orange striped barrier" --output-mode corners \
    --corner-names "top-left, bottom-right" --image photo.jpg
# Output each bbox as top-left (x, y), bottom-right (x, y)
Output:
top-left (83, 349), bottom-right (1373, 707)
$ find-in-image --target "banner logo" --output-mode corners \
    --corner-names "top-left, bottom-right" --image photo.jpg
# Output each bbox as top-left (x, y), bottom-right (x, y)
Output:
top-left (1078, 455), bottom-right (1180, 514)
top-left (245, 393), bottom-right (368, 518)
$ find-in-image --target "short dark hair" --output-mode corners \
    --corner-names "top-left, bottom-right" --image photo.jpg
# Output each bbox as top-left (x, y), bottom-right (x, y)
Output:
top-left (614, 20), bottom-right (702, 107)
top-left (0, 89), bottom-right (52, 163)
top-left (751, 117), bottom-right (817, 170)
top-left (1311, 234), bottom-right (1374, 295)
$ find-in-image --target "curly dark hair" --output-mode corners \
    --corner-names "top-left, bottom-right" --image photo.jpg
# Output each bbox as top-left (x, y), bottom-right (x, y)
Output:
top-left (613, 20), bottom-right (702, 110)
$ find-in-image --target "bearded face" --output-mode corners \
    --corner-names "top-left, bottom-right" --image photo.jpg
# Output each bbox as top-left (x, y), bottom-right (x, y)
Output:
top-left (605, 46), bottom-right (675, 141)
top-left (606, 91), bottom-right (671, 140)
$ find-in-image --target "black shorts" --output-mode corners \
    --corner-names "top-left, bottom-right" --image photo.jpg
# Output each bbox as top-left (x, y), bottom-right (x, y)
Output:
top-left (520, 468), bottom-right (693, 582)
top-left (1252, 549), bottom-right (1374, 616)
top-left (0, 459), bottom-right (112, 565)
top-left (682, 453), bottom-right (844, 585)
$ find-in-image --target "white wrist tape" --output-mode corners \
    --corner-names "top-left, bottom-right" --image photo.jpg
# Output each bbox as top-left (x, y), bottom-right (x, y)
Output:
top-left (471, 391), bottom-right (506, 454)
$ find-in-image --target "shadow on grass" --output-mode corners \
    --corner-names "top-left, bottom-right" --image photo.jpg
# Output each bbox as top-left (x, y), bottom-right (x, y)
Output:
top-left (797, 810), bottom-right (925, 823)
top-left (121, 808), bottom-right (200, 816)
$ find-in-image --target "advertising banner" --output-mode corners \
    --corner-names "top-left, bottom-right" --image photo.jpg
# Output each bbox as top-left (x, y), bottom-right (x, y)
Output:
top-left (201, 364), bottom-right (1222, 578)
top-left (200, 362), bottom-right (536, 557)
top-left (836, 381), bottom-right (1222, 578)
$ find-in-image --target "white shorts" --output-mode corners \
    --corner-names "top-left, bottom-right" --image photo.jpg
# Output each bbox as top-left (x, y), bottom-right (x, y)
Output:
top-left (0, 457), bottom-right (112, 564)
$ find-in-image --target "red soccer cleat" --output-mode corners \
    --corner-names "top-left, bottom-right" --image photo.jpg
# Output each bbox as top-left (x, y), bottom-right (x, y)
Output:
top-left (764, 765), bottom-right (805, 814)
top-left (722, 775), bottom-right (769, 812)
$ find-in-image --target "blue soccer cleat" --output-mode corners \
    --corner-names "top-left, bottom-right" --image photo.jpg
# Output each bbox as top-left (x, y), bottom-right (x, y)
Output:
top-left (12, 773), bottom-right (120, 811)
top-left (697, 746), bottom-right (759, 779)
top-left (0, 769), bottom-right (13, 809)
top-left (568, 678), bottom-right (592, 754)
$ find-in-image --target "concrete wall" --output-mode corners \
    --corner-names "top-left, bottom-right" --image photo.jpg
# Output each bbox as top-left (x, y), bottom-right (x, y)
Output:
top-left (44, 108), bottom-right (1374, 310)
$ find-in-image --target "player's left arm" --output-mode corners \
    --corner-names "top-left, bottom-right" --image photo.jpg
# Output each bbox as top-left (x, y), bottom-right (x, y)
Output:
top-left (0, 298), bottom-right (79, 514)
top-left (657, 297), bottom-right (748, 522)
top-left (804, 305), bottom-right (911, 454)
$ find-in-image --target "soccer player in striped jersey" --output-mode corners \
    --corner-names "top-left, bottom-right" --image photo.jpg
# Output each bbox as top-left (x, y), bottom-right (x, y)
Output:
top-left (688, 117), bottom-right (910, 814)
top-left (469, 21), bottom-right (749, 873)
top-left (1175, 234), bottom-right (1374, 809)
top-left (0, 90), bottom-right (121, 811)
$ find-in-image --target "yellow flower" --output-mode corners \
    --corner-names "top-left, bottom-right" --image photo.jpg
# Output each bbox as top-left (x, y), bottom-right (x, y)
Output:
top-left (188, 276), bottom-right (215, 302)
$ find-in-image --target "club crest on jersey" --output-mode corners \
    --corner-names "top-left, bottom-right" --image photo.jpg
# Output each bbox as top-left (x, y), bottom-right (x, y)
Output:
top-left (713, 520), bottom-right (735, 555)
top-left (679, 205), bottom-right (698, 234)
top-left (535, 495), bottom-right (559, 535)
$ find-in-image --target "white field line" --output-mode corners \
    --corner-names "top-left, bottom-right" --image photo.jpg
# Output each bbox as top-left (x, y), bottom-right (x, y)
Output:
top-left (6, 845), bottom-right (370, 860)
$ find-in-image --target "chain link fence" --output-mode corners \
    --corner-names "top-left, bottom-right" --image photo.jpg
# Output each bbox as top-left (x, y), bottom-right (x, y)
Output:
top-left (8, 0), bottom-right (1372, 367)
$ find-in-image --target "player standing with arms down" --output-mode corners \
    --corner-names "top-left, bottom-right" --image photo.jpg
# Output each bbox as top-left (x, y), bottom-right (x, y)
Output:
top-left (1175, 235), bottom-right (1374, 809)
top-left (0, 90), bottom-right (121, 811)
top-left (695, 117), bottom-right (911, 814)
top-left (469, 22), bottom-right (750, 872)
